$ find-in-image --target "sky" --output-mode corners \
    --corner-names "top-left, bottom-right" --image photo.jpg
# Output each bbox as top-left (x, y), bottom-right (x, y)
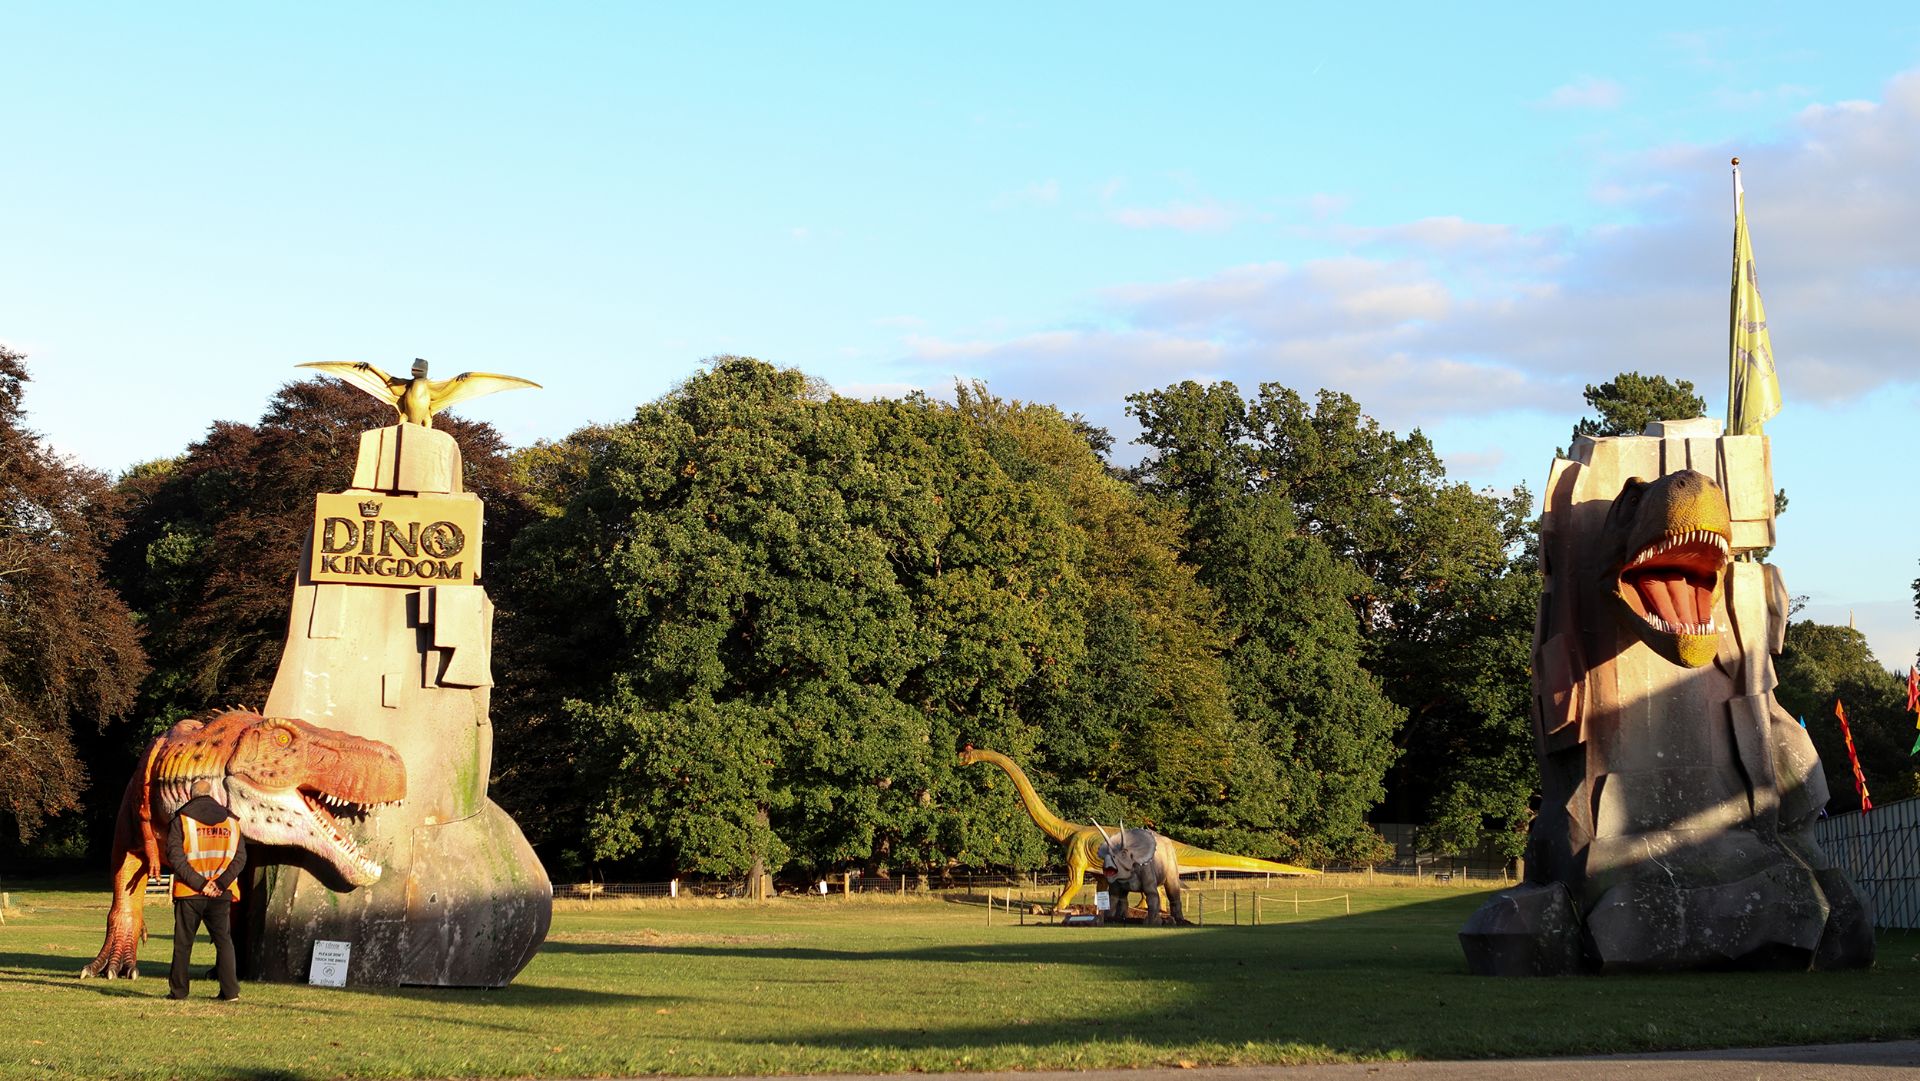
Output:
top-left (5, 5), bottom-right (1920, 668)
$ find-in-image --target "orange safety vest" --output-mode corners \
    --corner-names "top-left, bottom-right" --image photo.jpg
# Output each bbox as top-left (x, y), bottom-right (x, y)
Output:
top-left (172, 816), bottom-right (241, 901)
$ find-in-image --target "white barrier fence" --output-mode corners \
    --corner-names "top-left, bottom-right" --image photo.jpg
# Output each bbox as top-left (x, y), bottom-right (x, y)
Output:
top-left (1816, 795), bottom-right (1920, 930)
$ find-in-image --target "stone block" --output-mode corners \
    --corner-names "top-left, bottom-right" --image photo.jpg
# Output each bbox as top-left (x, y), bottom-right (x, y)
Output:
top-left (1460, 882), bottom-right (1584, 976)
top-left (1812, 867), bottom-right (1876, 971)
top-left (1587, 858), bottom-right (1827, 972)
top-left (350, 425), bottom-right (464, 495)
top-left (1468, 425), bottom-right (1874, 977)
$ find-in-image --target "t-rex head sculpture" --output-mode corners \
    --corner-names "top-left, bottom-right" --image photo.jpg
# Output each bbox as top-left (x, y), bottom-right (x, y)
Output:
top-left (1595, 468), bottom-right (1733, 669)
top-left (147, 709), bottom-right (408, 885)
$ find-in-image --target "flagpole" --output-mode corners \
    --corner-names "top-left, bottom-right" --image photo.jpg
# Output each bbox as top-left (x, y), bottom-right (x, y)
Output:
top-left (1727, 156), bottom-right (1741, 431)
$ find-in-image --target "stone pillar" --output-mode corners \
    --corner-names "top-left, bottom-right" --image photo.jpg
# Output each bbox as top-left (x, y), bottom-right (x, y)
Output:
top-left (1462, 417), bottom-right (1872, 974)
top-left (248, 425), bottom-right (550, 987)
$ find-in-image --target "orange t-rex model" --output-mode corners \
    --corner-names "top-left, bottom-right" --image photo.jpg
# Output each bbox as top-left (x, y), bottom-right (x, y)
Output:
top-left (960, 747), bottom-right (1317, 913)
top-left (79, 708), bottom-right (407, 979)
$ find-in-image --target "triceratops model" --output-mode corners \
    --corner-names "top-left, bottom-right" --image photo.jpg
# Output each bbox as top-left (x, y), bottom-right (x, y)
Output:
top-left (1094, 821), bottom-right (1185, 925)
top-left (80, 708), bottom-right (406, 979)
top-left (1460, 419), bottom-right (1873, 975)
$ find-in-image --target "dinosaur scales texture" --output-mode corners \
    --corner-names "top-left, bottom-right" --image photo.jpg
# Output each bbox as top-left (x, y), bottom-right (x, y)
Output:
top-left (960, 747), bottom-right (1317, 913)
top-left (80, 708), bottom-right (407, 979)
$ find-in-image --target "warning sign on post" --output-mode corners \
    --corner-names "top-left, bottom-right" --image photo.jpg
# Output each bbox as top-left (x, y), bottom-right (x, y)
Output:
top-left (309, 940), bottom-right (351, 987)
top-left (1095, 891), bottom-right (1111, 912)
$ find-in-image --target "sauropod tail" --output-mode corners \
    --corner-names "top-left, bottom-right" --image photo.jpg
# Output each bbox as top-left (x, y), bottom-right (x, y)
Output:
top-left (1171, 842), bottom-right (1321, 876)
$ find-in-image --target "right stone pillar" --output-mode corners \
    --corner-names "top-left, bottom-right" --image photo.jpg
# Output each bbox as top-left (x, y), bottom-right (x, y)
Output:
top-left (1461, 417), bottom-right (1873, 974)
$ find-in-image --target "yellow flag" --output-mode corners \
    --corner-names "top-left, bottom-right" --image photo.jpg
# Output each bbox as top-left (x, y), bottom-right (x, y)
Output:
top-left (1728, 162), bottom-right (1782, 435)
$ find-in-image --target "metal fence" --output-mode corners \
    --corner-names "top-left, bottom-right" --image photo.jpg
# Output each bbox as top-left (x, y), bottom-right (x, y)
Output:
top-left (1817, 795), bottom-right (1920, 930)
top-left (557, 862), bottom-right (1513, 905)
top-left (552, 821), bottom-right (1524, 902)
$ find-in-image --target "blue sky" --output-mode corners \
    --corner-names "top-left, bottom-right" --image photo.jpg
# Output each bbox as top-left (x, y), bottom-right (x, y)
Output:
top-left (6, 5), bottom-right (1920, 666)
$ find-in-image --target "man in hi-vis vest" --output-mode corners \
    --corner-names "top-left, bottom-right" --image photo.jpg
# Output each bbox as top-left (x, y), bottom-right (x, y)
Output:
top-left (165, 779), bottom-right (247, 1000)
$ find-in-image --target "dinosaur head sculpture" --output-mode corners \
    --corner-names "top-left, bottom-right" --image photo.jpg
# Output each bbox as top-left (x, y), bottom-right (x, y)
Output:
top-left (1093, 819), bottom-right (1152, 883)
top-left (1597, 469), bottom-right (1733, 669)
top-left (150, 709), bottom-right (408, 885)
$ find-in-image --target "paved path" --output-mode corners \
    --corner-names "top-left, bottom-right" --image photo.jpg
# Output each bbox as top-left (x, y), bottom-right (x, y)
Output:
top-left (638, 1041), bottom-right (1920, 1081)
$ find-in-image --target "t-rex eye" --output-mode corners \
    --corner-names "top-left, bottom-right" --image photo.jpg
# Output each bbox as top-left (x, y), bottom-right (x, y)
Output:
top-left (272, 728), bottom-right (293, 748)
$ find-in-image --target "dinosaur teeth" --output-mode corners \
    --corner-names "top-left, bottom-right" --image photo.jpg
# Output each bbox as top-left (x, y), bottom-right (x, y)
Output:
top-left (1640, 611), bottom-right (1722, 637)
top-left (1629, 529), bottom-right (1732, 567)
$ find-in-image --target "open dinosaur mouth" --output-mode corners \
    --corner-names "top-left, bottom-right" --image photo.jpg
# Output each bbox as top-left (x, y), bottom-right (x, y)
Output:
top-left (297, 786), bottom-right (400, 883)
top-left (1616, 528), bottom-right (1730, 637)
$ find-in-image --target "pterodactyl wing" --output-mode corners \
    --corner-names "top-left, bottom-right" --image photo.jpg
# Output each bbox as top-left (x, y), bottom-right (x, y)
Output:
top-left (297, 361), bottom-right (409, 405)
top-left (427, 372), bottom-right (543, 415)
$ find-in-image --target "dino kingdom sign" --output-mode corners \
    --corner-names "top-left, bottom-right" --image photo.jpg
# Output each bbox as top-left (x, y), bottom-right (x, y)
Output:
top-left (309, 493), bottom-right (483, 586)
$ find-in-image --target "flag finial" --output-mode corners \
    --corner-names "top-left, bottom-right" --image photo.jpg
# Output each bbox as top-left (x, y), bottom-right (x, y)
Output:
top-left (1731, 156), bottom-right (1740, 166)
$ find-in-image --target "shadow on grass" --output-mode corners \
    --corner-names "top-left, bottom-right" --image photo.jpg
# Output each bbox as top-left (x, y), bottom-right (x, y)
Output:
top-left (0, 949), bottom-right (93, 976)
top-left (0, 947), bottom-right (661, 1012)
top-left (543, 896), bottom-right (1920, 1063)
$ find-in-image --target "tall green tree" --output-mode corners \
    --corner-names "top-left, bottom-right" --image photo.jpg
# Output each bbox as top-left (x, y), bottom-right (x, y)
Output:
top-left (1128, 380), bottom-right (1535, 859)
top-left (1774, 621), bottom-right (1918, 808)
top-left (496, 359), bottom-right (1247, 878)
top-left (0, 348), bottom-right (148, 845)
top-left (1196, 494), bottom-right (1401, 860)
top-left (945, 387), bottom-right (1252, 852)
top-left (502, 361), bottom-right (1051, 876)
top-left (1569, 371), bottom-right (1707, 444)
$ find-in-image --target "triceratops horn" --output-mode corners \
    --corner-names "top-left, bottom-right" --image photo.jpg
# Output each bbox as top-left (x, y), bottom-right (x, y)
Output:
top-left (1092, 819), bottom-right (1114, 845)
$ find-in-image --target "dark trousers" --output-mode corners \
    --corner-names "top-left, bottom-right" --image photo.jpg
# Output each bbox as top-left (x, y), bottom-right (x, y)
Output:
top-left (169, 895), bottom-right (239, 999)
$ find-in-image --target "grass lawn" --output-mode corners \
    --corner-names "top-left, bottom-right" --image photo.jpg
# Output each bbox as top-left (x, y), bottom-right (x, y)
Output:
top-left (2, 880), bottom-right (1916, 1079)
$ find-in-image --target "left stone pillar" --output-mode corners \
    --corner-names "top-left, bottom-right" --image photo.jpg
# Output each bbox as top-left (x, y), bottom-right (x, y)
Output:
top-left (247, 423), bottom-right (551, 987)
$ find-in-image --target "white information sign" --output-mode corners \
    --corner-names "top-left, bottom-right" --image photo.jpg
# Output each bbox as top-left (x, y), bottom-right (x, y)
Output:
top-left (1095, 890), bottom-right (1111, 912)
top-left (309, 940), bottom-right (351, 987)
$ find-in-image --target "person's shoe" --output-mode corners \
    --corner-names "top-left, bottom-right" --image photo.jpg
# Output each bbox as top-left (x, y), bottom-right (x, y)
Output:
top-left (216, 993), bottom-right (240, 1001)
top-left (167, 993), bottom-right (188, 1000)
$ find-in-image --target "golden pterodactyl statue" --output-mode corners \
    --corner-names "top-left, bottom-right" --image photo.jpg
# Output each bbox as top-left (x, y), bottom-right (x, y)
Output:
top-left (298, 359), bottom-right (540, 428)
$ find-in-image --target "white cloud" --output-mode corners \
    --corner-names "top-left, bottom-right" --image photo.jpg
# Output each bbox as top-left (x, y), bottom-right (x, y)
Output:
top-left (881, 66), bottom-right (1920, 458)
top-left (1711, 84), bottom-right (1814, 110)
top-left (1540, 76), bottom-right (1625, 109)
top-left (993, 179), bottom-right (1061, 209)
top-left (1111, 198), bottom-right (1239, 232)
top-left (1305, 192), bottom-right (1351, 220)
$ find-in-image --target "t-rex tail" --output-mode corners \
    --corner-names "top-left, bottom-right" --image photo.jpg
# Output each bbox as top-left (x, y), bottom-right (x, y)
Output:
top-left (80, 737), bottom-right (167, 979)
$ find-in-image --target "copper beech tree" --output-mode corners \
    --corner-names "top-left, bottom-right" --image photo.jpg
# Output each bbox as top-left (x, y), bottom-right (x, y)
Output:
top-left (0, 347), bottom-right (148, 844)
top-left (107, 377), bottom-right (532, 733)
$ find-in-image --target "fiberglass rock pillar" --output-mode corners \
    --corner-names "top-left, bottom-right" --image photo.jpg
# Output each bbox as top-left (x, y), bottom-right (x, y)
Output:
top-left (1461, 417), bottom-right (1873, 975)
top-left (250, 422), bottom-right (550, 987)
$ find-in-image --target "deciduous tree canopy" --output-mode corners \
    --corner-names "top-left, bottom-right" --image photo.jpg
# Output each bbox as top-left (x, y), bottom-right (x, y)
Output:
top-left (1128, 380), bottom-right (1536, 860)
top-left (0, 348), bottom-right (148, 843)
top-left (1569, 371), bottom-right (1707, 444)
top-left (1774, 620), bottom-right (1918, 808)
top-left (34, 353), bottom-right (1851, 878)
top-left (497, 359), bottom-right (1268, 877)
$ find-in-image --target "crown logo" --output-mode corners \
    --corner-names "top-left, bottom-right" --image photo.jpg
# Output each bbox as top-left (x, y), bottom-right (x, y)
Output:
top-left (358, 500), bottom-right (383, 518)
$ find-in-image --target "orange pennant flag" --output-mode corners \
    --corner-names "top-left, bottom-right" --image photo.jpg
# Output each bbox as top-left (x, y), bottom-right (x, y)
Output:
top-left (1834, 700), bottom-right (1873, 812)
